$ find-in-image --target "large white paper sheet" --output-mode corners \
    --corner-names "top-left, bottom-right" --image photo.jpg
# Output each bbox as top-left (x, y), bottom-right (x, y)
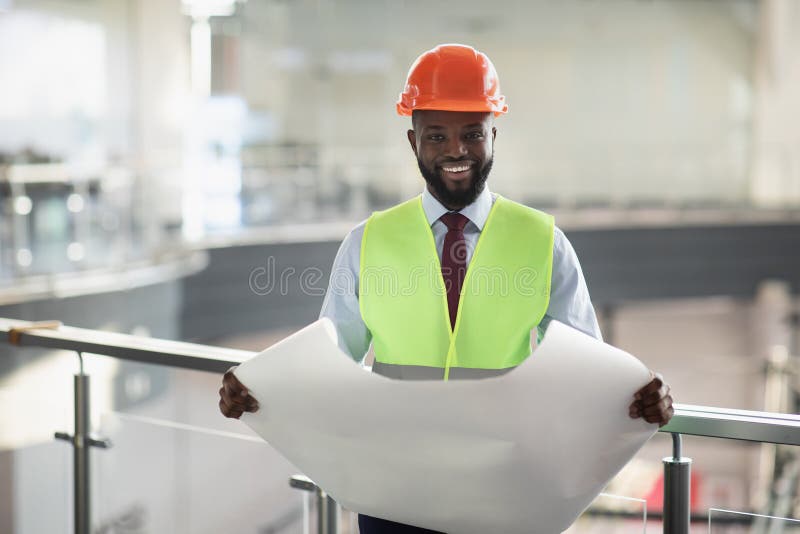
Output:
top-left (236, 319), bottom-right (657, 534)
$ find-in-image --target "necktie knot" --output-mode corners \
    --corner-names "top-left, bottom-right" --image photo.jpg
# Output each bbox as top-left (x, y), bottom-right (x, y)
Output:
top-left (440, 212), bottom-right (469, 231)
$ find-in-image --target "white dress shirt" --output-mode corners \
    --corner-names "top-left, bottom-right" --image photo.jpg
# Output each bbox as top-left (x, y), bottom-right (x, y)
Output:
top-left (319, 185), bottom-right (602, 362)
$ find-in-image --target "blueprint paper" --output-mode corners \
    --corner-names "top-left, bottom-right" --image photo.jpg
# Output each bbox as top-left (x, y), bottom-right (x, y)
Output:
top-left (236, 319), bottom-right (657, 534)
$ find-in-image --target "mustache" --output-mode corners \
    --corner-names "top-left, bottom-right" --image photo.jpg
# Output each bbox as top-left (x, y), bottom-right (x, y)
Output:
top-left (436, 159), bottom-right (475, 166)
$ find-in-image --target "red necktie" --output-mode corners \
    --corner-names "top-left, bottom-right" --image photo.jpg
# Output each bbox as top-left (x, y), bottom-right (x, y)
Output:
top-left (439, 213), bottom-right (469, 330)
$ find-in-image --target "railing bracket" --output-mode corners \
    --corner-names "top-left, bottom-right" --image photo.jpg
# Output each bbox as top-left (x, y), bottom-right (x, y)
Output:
top-left (55, 431), bottom-right (112, 449)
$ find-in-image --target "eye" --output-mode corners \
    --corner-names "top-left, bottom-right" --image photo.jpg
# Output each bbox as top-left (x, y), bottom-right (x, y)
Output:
top-left (427, 134), bottom-right (445, 142)
top-left (465, 131), bottom-right (484, 140)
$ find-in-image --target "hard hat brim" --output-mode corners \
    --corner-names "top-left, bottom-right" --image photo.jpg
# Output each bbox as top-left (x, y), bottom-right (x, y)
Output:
top-left (396, 98), bottom-right (508, 117)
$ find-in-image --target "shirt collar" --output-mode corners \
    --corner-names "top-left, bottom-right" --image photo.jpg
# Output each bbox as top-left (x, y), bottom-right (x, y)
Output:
top-left (421, 185), bottom-right (494, 230)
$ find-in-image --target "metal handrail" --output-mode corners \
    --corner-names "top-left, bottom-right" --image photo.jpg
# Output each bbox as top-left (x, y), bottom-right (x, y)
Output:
top-left (2, 316), bottom-right (799, 534)
top-left (2, 316), bottom-right (798, 445)
top-left (0, 317), bottom-right (251, 373)
top-left (662, 403), bottom-right (800, 446)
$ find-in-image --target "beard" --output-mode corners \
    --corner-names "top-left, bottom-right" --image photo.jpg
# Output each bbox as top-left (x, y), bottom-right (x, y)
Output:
top-left (417, 153), bottom-right (494, 209)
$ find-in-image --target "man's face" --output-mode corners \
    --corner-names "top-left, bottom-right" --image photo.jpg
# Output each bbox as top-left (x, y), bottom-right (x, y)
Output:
top-left (407, 110), bottom-right (497, 210)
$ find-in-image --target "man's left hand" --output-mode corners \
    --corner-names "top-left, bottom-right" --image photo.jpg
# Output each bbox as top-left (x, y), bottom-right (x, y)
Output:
top-left (630, 372), bottom-right (673, 427)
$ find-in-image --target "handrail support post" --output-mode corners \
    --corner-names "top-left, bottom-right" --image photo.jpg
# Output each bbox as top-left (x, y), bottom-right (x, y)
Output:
top-left (663, 433), bottom-right (691, 534)
top-left (53, 352), bottom-right (111, 534)
top-left (290, 474), bottom-right (339, 534)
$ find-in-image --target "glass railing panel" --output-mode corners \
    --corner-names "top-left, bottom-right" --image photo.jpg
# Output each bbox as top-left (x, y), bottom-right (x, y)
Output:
top-left (0, 346), bottom-right (75, 534)
top-left (1, 439), bottom-right (71, 534)
top-left (708, 508), bottom-right (800, 533)
top-left (94, 411), bottom-right (305, 534)
top-left (563, 492), bottom-right (647, 533)
top-left (313, 487), bottom-right (646, 533)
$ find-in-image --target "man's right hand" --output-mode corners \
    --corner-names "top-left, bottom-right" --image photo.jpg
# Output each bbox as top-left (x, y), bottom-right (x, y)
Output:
top-left (219, 366), bottom-right (260, 419)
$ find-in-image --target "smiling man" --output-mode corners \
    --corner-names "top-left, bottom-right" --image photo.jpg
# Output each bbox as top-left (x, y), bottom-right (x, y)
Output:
top-left (219, 44), bottom-right (673, 534)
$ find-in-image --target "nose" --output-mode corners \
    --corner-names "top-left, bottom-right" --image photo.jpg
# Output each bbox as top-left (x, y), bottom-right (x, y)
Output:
top-left (443, 137), bottom-right (468, 159)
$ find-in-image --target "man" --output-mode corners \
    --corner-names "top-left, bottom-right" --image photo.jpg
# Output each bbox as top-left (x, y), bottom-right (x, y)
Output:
top-left (220, 44), bottom-right (674, 533)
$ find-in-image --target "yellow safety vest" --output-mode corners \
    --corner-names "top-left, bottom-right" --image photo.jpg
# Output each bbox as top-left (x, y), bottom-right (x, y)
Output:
top-left (360, 194), bottom-right (554, 380)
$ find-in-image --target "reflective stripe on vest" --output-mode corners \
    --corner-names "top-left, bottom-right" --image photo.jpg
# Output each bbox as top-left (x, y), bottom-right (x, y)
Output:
top-left (371, 361), bottom-right (516, 380)
top-left (360, 194), bottom-right (554, 380)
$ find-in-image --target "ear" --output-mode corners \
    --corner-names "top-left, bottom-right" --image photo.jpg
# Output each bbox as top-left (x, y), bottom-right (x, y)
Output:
top-left (407, 129), bottom-right (418, 157)
top-left (491, 126), bottom-right (497, 143)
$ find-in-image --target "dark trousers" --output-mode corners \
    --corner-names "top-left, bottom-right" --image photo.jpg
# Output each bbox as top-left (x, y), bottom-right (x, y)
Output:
top-left (358, 514), bottom-right (445, 534)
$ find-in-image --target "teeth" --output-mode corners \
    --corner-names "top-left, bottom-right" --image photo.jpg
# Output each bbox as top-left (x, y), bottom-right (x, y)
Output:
top-left (443, 165), bottom-right (470, 172)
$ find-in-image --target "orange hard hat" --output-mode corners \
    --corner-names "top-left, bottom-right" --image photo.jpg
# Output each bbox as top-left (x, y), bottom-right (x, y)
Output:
top-left (396, 44), bottom-right (508, 117)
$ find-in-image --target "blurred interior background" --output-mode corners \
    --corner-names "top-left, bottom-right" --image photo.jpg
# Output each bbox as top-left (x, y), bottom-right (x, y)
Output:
top-left (1, 0), bottom-right (799, 532)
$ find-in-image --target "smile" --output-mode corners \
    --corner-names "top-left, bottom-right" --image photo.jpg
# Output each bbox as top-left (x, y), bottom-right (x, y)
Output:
top-left (440, 162), bottom-right (474, 174)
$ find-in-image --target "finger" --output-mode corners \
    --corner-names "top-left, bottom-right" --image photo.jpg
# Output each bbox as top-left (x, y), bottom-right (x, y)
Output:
top-left (642, 395), bottom-right (672, 415)
top-left (629, 400), bottom-right (649, 419)
top-left (631, 389), bottom-right (674, 421)
top-left (633, 375), bottom-right (663, 400)
top-left (221, 371), bottom-right (253, 406)
top-left (660, 404), bottom-right (676, 427)
top-left (642, 397), bottom-right (673, 423)
top-left (225, 381), bottom-right (251, 402)
top-left (637, 376), bottom-right (668, 402)
top-left (649, 372), bottom-right (664, 385)
top-left (222, 366), bottom-right (240, 385)
top-left (641, 384), bottom-right (671, 407)
top-left (219, 398), bottom-right (243, 419)
top-left (219, 386), bottom-right (251, 411)
top-left (222, 367), bottom-right (246, 388)
top-left (218, 397), bottom-right (231, 417)
top-left (218, 389), bottom-right (241, 413)
top-left (219, 386), bottom-right (257, 416)
top-left (644, 410), bottom-right (671, 425)
top-left (647, 404), bottom-right (676, 427)
top-left (222, 376), bottom-right (243, 398)
top-left (223, 370), bottom-right (248, 394)
top-left (640, 384), bottom-right (672, 405)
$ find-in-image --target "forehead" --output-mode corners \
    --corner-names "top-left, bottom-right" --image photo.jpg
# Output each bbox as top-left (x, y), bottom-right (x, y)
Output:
top-left (414, 110), bottom-right (493, 130)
